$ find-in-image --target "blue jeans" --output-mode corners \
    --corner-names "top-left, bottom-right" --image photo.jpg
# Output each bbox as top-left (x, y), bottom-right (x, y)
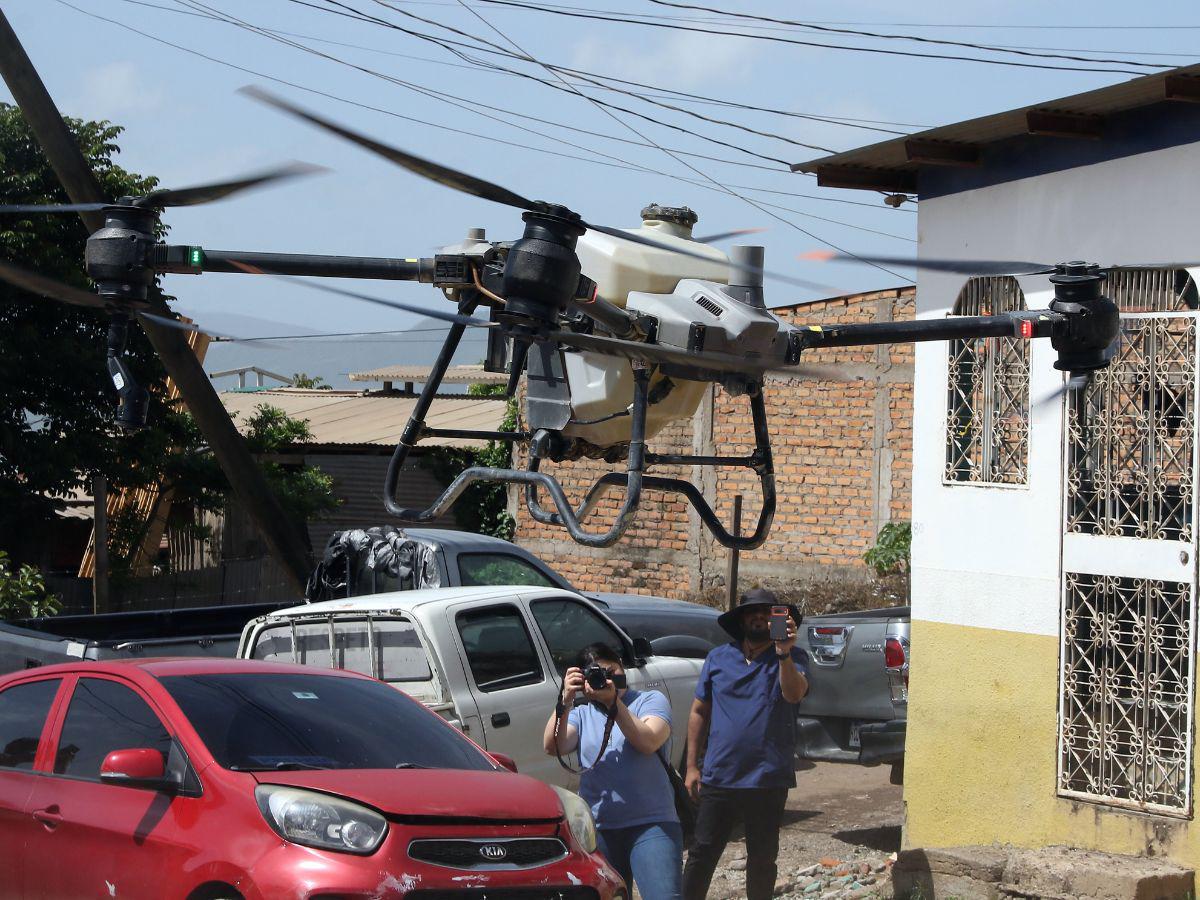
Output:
top-left (597, 820), bottom-right (683, 900)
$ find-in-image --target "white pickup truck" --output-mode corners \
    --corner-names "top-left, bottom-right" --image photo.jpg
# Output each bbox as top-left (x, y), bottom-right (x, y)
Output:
top-left (237, 585), bottom-right (704, 788)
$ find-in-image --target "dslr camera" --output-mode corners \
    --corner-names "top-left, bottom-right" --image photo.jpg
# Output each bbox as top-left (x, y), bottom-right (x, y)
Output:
top-left (584, 664), bottom-right (609, 692)
top-left (581, 656), bottom-right (626, 692)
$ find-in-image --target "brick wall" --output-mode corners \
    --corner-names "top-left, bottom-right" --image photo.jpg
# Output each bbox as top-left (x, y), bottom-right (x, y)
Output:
top-left (514, 287), bottom-right (916, 600)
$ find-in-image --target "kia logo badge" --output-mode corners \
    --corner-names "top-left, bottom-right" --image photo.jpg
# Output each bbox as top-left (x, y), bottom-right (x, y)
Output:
top-left (479, 844), bottom-right (507, 861)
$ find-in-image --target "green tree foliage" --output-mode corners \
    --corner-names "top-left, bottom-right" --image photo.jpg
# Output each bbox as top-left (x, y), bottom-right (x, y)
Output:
top-left (0, 103), bottom-right (174, 564)
top-left (241, 404), bottom-right (339, 523)
top-left (291, 372), bottom-right (331, 389)
top-left (863, 521), bottom-right (912, 577)
top-left (0, 550), bottom-right (61, 620)
top-left (420, 383), bottom-right (517, 539)
top-left (0, 106), bottom-right (336, 578)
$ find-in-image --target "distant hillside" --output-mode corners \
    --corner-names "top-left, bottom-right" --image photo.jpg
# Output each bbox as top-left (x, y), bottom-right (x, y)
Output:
top-left (204, 316), bottom-right (489, 391)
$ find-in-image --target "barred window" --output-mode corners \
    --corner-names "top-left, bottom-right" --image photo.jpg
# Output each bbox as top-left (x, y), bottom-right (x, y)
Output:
top-left (1066, 270), bottom-right (1198, 541)
top-left (945, 277), bottom-right (1029, 484)
top-left (1059, 268), bottom-right (1199, 817)
top-left (1059, 574), bottom-right (1193, 815)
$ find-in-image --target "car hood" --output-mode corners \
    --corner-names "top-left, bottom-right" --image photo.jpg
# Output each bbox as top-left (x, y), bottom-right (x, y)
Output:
top-left (253, 769), bottom-right (564, 821)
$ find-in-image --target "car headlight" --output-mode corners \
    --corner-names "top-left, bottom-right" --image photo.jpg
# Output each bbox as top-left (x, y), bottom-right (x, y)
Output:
top-left (551, 785), bottom-right (597, 853)
top-left (255, 785), bottom-right (387, 854)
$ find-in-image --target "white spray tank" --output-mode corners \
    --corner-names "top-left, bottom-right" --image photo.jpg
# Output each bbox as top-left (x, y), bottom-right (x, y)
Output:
top-left (563, 205), bottom-right (730, 450)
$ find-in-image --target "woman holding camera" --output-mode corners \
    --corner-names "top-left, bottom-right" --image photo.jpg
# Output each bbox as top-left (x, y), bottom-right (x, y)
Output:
top-left (543, 642), bottom-right (682, 900)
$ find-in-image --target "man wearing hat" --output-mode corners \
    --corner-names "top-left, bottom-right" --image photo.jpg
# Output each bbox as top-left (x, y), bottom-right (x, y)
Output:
top-left (681, 588), bottom-right (809, 900)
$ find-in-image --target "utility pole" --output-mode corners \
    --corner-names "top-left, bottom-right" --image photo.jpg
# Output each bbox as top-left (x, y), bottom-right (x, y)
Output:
top-left (0, 11), bottom-right (313, 594)
top-left (725, 494), bottom-right (743, 610)
top-left (92, 475), bottom-right (110, 614)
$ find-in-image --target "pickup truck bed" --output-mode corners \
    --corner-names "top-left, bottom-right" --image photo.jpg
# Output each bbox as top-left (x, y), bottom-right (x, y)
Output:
top-left (795, 605), bottom-right (909, 770)
top-left (0, 602), bottom-right (292, 674)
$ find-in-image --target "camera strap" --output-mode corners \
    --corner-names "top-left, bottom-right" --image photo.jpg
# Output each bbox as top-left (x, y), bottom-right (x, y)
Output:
top-left (552, 672), bottom-right (619, 775)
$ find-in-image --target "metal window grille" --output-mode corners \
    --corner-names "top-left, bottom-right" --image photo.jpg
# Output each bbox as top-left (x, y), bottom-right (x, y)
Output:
top-left (945, 276), bottom-right (1029, 484)
top-left (1059, 573), bottom-right (1194, 815)
top-left (1066, 273), bottom-right (1197, 541)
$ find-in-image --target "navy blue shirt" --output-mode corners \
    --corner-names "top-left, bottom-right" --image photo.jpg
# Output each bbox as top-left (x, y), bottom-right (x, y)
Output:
top-left (695, 643), bottom-right (810, 789)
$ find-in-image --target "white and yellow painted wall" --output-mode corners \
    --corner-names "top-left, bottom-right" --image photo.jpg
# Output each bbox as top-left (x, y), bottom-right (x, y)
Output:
top-left (905, 129), bottom-right (1200, 862)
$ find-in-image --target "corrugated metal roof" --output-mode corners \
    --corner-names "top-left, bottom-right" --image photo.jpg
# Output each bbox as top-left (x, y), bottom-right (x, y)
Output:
top-left (348, 364), bottom-right (508, 385)
top-left (219, 388), bottom-right (508, 448)
top-left (793, 64), bottom-right (1200, 189)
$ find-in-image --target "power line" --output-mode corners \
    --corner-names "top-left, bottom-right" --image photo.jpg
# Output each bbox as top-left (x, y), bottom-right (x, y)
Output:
top-left (643, 0), bottom-right (1168, 70)
top-left (57, 0), bottom-right (917, 252)
top-left (298, 0), bottom-right (833, 160)
top-left (182, 0), bottom-right (811, 171)
top-left (430, 0), bottom-right (913, 282)
top-left (466, 0), bottom-right (1153, 75)
top-left (117, 0), bottom-right (931, 135)
top-left (356, 0), bottom-right (1200, 32)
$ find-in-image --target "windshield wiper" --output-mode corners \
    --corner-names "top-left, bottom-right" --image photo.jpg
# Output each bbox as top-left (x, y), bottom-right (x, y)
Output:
top-left (394, 762), bottom-right (431, 769)
top-left (230, 761), bottom-right (332, 772)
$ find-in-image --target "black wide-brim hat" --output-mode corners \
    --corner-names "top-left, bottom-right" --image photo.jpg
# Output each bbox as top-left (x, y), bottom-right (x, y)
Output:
top-left (717, 588), bottom-right (803, 640)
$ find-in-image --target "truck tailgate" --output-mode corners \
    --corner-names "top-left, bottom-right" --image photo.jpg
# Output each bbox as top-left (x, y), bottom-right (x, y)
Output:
top-left (801, 613), bottom-right (901, 721)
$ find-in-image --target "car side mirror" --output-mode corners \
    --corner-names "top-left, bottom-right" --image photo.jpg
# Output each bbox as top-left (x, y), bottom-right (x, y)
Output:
top-left (631, 637), bottom-right (653, 660)
top-left (489, 752), bottom-right (518, 773)
top-left (100, 748), bottom-right (179, 792)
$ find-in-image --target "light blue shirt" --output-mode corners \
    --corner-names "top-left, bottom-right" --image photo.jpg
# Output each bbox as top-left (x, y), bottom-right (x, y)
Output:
top-left (568, 688), bottom-right (677, 830)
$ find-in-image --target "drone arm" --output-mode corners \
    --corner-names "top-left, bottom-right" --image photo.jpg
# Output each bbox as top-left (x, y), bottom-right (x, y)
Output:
top-left (795, 311), bottom-right (1060, 351)
top-left (154, 245), bottom-right (430, 281)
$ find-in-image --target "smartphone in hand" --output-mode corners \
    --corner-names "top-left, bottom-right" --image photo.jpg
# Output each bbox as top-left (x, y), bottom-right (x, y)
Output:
top-left (769, 606), bottom-right (790, 642)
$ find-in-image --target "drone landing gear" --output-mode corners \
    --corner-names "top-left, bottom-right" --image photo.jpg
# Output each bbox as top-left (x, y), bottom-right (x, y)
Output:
top-left (524, 381), bottom-right (776, 550)
top-left (383, 321), bottom-right (776, 549)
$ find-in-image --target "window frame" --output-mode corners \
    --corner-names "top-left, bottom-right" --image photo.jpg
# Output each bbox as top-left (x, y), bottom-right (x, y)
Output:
top-left (527, 595), bottom-right (635, 675)
top-left (48, 674), bottom-right (177, 785)
top-left (453, 603), bottom-right (547, 693)
top-left (943, 275), bottom-right (1031, 488)
top-left (456, 552), bottom-right (561, 589)
top-left (0, 675), bottom-right (65, 774)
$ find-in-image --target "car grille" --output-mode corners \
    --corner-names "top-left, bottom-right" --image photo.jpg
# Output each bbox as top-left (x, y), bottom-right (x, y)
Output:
top-left (408, 837), bottom-right (568, 870)
top-left (406, 890), bottom-right (598, 900)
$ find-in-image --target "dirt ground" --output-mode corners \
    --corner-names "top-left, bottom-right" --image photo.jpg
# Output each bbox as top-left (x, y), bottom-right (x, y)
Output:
top-left (653, 760), bottom-right (904, 899)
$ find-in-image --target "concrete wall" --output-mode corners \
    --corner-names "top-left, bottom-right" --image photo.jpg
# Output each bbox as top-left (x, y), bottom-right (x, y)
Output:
top-left (906, 103), bottom-right (1200, 860)
top-left (513, 287), bottom-right (915, 600)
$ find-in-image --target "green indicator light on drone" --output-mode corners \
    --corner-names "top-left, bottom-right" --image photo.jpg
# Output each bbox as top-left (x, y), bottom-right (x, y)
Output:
top-left (189, 247), bottom-right (204, 267)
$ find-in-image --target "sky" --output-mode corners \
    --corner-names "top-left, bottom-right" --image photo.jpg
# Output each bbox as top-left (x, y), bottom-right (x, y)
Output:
top-left (4, 0), bottom-right (1198, 385)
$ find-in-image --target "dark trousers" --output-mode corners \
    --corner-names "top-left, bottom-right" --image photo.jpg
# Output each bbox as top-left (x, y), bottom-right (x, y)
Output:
top-left (682, 784), bottom-right (789, 900)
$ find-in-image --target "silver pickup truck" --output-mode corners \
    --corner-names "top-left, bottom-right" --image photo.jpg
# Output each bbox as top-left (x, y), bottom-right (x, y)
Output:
top-left (795, 605), bottom-right (909, 780)
top-left (237, 585), bottom-right (705, 789)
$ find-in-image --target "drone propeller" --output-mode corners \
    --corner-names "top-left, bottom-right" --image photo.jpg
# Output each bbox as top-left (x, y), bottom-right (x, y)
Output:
top-left (0, 258), bottom-right (106, 309)
top-left (799, 249), bottom-right (1055, 277)
top-left (0, 258), bottom-right (284, 346)
top-left (694, 227), bottom-right (768, 244)
top-left (242, 87), bottom-right (841, 296)
top-left (799, 250), bottom-right (1200, 277)
top-left (222, 259), bottom-right (494, 329)
top-left (0, 161), bottom-right (325, 215)
top-left (552, 329), bottom-right (864, 383)
top-left (1033, 372), bottom-right (1092, 410)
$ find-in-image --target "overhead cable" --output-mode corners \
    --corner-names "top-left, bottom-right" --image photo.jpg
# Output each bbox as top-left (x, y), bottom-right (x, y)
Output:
top-left (56, 0), bottom-right (916, 255)
top-left (431, 0), bottom-right (913, 282)
top-left (466, 0), bottom-right (1152, 75)
top-left (643, 0), bottom-right (1167, 69)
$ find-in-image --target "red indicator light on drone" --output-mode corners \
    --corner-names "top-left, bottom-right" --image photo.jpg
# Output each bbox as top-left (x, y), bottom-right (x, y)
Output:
top-left (1019, 319), bottom-right (1033, 339)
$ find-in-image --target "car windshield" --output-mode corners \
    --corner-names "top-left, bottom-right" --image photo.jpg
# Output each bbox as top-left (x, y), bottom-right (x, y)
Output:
top-left (162, 673), bottom-right (495, 772)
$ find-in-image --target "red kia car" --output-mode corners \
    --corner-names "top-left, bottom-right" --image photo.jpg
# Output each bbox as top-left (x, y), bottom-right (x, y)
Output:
top-left (0, 658), bottom-right (625, 899)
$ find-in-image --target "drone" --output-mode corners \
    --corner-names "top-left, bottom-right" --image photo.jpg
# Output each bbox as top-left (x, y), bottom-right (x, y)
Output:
top-left (0, 81), bottom-right (1137, 554)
